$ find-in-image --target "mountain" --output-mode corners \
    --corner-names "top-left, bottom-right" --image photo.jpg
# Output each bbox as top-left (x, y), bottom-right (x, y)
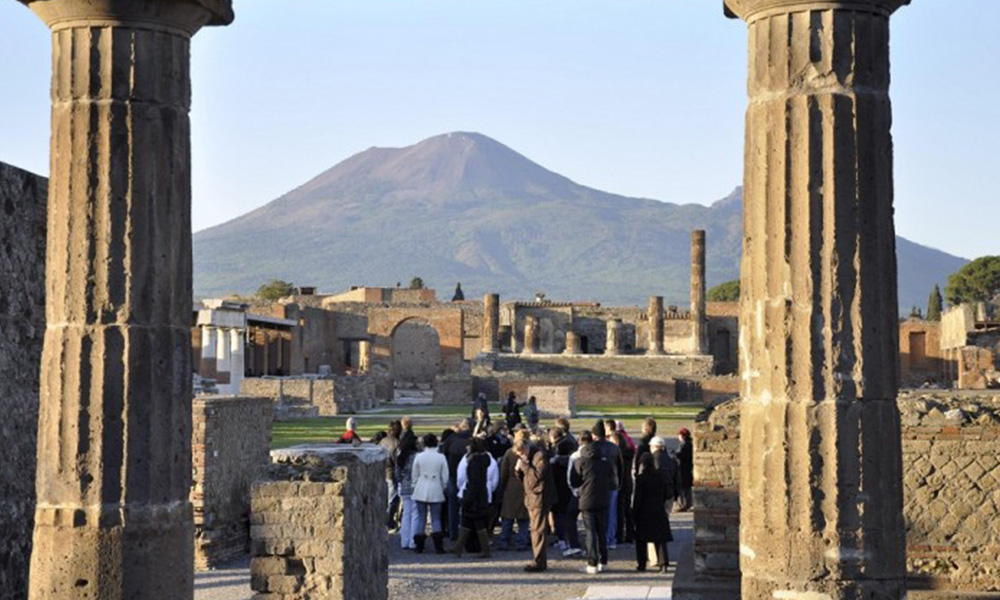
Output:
top-left (193, 132), bottom-right (967, 312)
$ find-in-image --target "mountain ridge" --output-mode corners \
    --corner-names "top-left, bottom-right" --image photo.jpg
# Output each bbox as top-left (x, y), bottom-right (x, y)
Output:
top-left (193, 132), bottom-right (967, 311)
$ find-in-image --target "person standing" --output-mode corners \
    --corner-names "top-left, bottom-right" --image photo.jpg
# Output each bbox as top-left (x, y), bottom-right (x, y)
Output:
top-left (516, 436), bottom-right (557, 572)
top-left (473, 407), bottom-right (491, 439)
top-left (635, 417), bottom-right (657, 465)
top-left (523, 396), bottom-right (540, 431)
top-left (498, 432), bottom-right (530, 551)
top-left (502, 391), bottom-right (523, 430)
top-left (412, 433), bottom-right (449, 554)
top-left (379, 420), bottom-right (402, 531)
top-left (612, 428), bottom-right (635, 545)
top-left (676, 428), bottom-right (694, 511)
top-left (651, 437), bottom-right (682, 517)
top-left (573, 421), bottom-right (617, 574)
top-left (472, 392), bottom-right (490, 421)
top-left (602, 419), bottom-right (624, 550)
top-left (440, 418), bottom-right (473, 540)
top-left (632, 452), bottom-right (673, 572)
top-left (563, 430), bottom-right (591, 557)
top-left (395, 427), bottom-right (419, 550)
top-left (548, 426), bottom-right (574, 553)
top-left (454, 438), bottom-right (499, 558)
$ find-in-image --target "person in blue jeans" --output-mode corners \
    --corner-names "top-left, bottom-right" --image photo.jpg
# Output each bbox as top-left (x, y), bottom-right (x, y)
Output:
top-left (440, 419), bottom-right (474, 540)
top-left (412, 433), bottom-right (450, 553)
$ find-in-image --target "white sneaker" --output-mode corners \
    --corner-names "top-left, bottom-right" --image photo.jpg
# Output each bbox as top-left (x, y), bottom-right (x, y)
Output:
top-left (580, 565), bottom-right (599, 575)
top-left (608, 543), bottom-right (617, 550)
top-left (597, 564), bottom-right (605, 573)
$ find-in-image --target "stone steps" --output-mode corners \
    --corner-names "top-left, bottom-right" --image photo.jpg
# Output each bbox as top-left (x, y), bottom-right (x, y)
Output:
top-left (576, 585), bottom-right (673, 600)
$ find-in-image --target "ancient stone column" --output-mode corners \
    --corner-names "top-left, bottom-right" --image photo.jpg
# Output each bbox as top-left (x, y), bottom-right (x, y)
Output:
top-left (19, 1), bottom-right (233, 598)
top-left (201, 326), bottom-right (219, 380)
top-left (523, 316), bottom-right (538, 354)
top-left (482, 293), bottom-right (500, 353)
top-left (228, 328), bottom-right (245, 395)
top-left (647, 296), bottom-right (665, 355)
top-left (725, 1), bottom-right (908, 598)
top-left (564, 330), bottom-right (581, 355)
top-left (359, 339), bottom-right (373, 373)
top-left (690, 230), bottom-right (708, 355)
top-left (605, 319), bottom-right (623, 355)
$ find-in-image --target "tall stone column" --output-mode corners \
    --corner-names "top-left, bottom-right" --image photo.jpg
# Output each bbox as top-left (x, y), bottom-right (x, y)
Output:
top-left (523, 316), bottom-right (538, 355)
top-left (19, 1), bottom-right (233, 598)
top-left (216, 327), bottom-right (233, 384)
top-left (564, 330), bottom-right (581, 355)
top-left (229, 328), bottom-right (245, 395)
top-left (359, 339), bottom-right (373, 373)
top-left (725, 1), bottom-right (908, 598)
top-left (647, 296), bottom-right (665, 355)
top-left (690, 230), bottom-right (708, 355)
top-left (482, 293), bottom-right (500, 353)
top-left (201, 325), bottom-right (219, 379)
top-left (605, 319), bottom-right (623, 356)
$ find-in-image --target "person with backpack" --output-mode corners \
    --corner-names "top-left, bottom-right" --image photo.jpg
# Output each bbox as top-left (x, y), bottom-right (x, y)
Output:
top-left (573, 420), bottom-right (619, 574)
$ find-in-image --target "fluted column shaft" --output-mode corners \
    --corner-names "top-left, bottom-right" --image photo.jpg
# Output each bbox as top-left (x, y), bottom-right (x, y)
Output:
top-left (20, 1), bottom-right (232, 598)
top-left (605, 319), bottom-right (623, 356)
top-left (690, 230), bottom-right (708, 355)
top-left (729, 1), bottom-right (907, 598)
top-left (648, 296), bottom-right (665, 355)
top-left (482, 293), bottom-right (500, 353)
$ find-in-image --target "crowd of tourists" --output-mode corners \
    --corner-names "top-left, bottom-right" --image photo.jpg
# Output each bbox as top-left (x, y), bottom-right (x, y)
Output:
top-left (346, 392), bottom-right (694, 575)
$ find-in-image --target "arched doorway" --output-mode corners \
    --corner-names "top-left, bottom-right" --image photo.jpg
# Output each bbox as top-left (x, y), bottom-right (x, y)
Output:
top-left (391, 319), bottom-right (441, 398)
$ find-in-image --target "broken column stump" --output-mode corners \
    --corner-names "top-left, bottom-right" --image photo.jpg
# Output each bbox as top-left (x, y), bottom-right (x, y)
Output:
top-left (251, 445), bottom-right (389, 600)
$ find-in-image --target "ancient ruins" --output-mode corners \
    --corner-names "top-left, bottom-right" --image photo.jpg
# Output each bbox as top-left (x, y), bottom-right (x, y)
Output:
top-left (1, 0), bottom-right (1000, 599)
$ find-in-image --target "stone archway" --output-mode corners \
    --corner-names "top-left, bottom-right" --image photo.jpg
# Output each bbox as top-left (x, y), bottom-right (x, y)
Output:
top-left (390, 318), bottom-right (442, 389)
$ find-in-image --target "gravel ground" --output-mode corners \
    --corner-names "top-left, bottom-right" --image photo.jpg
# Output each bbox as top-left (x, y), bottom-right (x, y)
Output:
top-left (194, 513), bottom-right (693, 600)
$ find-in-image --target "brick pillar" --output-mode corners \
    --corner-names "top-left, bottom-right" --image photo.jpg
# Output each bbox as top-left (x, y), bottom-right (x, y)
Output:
top-left (523, 316), bottom-right (538, 355)
top-left (605, 319), bottom-right (623, 356)
top-left (648, 296), bottom-right (665, 355)
top-left (18, 1), bottom-right (233, 597)
top-left (725, 1), bottom-right (908, 598)
top-left (482, 293), bottom-right (500, 353)
top-left (690, 230), bottom-right (708, 355)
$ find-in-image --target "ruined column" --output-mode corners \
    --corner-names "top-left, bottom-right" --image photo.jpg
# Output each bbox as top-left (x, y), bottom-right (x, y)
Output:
top-left (359, 339), bottom-right (373, 373)
top-left (647, 296), bottom-right (665, 355)
top-left (523, 316), bottom-right (538, 355)
top-left (482, 293), bottom-right (500, 353)
top-left (564, 330), bottom-right (581, 355)
top-left (605, 319), bottom-right (623, 356)
top-left (229, 328), bottom-right (245, 395)
top-left (690, 230), bottom-right (708, 355)
top-left (19, 1), bottom-right (233, 597)
top-left (725, 1), bottom-right (908, 598)
top-left (201, 326), bottom-right (219, 380)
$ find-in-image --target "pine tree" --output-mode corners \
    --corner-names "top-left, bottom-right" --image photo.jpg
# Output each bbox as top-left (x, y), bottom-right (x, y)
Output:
top-left (452, 282), bottom-right (465, 302)
top-left (927, 284), bottom-right (943, 321)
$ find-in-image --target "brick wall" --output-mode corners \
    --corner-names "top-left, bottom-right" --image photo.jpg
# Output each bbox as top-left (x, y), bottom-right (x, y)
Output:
top-left (251, 446), bottom-right (388, 599)
top-left (0, 162), bottom-right (46, 599)
top-left (191, 396), bottom-right (273, 569)
top-left (242, 376), bottom-right (377, 418)
top-left (686, 392), bottom-right (1000, 595)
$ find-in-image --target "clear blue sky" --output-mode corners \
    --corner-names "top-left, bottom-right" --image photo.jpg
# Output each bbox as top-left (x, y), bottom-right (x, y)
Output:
top-left (1, 1), bottom-right (996, 260)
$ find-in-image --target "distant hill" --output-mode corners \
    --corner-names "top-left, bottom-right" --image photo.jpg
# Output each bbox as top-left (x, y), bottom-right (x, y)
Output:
top-left (193, 132), bottom-right (967, 312)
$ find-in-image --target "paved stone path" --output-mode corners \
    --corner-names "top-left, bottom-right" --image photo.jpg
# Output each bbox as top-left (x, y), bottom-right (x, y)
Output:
top-left (194, 513), bottom-right (692, 600)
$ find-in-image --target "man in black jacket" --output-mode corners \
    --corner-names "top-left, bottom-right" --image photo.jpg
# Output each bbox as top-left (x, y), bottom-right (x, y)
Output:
top-left (440, 418), bottom-right (473, 540)
top-left (650, 437), bottom-right (682, 514)
top-left (572, 420), bottom-right (619, 574)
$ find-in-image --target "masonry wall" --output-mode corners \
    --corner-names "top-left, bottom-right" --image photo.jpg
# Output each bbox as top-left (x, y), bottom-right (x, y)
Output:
top-left (689, 393), bottom-right (1000, 594)
top-left (191, 396), bottom-right (273, 569)
top-left (0, 162), bottom-right (46, 599)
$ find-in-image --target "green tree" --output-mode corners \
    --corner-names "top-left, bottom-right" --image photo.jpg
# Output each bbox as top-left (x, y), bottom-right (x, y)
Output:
top-left (707, 280), bottom-right (741, 302)
top-left (927, 284), bottom-right (943, 321)
top-left (256, 279), bottom-right (295, 301)
top-left (409, 276), bottom-right (425, 290)
top-left (945, 256), bottom-right (1000, 306)
top-left (452, 282), bottom-right (465, 301)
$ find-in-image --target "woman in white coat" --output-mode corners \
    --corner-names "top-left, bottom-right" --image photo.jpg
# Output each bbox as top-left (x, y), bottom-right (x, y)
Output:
top-left (411, 432), bottom-right (450, 553)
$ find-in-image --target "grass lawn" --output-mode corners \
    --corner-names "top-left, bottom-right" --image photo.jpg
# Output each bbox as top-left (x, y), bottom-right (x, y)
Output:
top-left (271, 403), bottom-right (703, 449)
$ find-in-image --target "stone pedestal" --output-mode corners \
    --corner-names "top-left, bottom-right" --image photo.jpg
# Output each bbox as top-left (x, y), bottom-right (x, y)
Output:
top-left (18, 1), bottom-right (233, 598)
top-left (523, 316), bottom-right (538, 354)
top-left (482, 293), bottom-right (500, 353)
top-left (726, 1), bottom-right (908, 598)
top-left (690, 230), bottom-right (708, 355)
top-left (647, 296), bottom-right (665, 355)
top-left (564, 330), bottom-right (582, 355)
top-left (251, 445), bottom-right (389, 600)
top-left (526, 386), bottom-right (577, 418)
top-left (605, 318), bottom-right (624, 356)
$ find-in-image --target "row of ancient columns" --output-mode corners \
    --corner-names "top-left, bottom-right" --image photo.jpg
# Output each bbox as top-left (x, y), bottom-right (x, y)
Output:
top-left (199, 326), bottom-right (245, 394)
top-left (16, 0), bottom-right (908, 598)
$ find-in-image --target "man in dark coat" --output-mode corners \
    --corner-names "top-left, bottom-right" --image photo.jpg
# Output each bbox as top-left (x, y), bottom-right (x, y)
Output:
top-left (632, 452), bottom-right (674, 572)
top-left (572, 420), bottom-right (618, 574)
top-left (635, 417), bottom-right (657, 466)
top-left (440, 418), bottom-right (473, 540)
top-left (676, 428), bottom-right (694, 511)
top-left (498, 438), bottom-right (530, 551)
top-left (515, 436), bottom-right (557, 572)
top-left (651, 437), bottom-right (682, 514)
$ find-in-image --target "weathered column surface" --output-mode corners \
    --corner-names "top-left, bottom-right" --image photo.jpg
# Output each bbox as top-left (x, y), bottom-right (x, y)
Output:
top-left (564, 330), bottom-right (581, 355)
top-left (482, 293), bottom-right (500, 353)
top-left (605, 319), bottom-right (623, 356)
top-left (726, 1), bottom-right (908, 598)
top-left (19, 1), bottom-right (233, 598)
top-left (647, 296), bottom-right (665, 355)
top-left (523, 316), bottom-right (538, 354)
top-left (690, 230), bottom-right (708, 355)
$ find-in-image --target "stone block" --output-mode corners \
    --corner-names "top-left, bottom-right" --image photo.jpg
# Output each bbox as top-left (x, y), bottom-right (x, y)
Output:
top-left (527, 385), bottom-right (577, 417)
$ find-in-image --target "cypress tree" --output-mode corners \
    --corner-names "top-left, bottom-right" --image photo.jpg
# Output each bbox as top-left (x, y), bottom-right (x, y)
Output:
top-left (927, 284), bottom-right (943, 321)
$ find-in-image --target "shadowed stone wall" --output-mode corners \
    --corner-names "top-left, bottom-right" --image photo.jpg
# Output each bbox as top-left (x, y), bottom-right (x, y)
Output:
top-left (192, 396), bottom-right (273, 569)
top-left (0, 162), bottom-right (46, 600)
top-left (686, 393), bottom-right (1000, 596)
top-left (251, 445), bottom-right (388, 599)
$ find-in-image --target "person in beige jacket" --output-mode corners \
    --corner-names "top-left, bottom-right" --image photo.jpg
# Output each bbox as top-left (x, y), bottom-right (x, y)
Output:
top-left (411, 433), bottom-right (450, 553)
